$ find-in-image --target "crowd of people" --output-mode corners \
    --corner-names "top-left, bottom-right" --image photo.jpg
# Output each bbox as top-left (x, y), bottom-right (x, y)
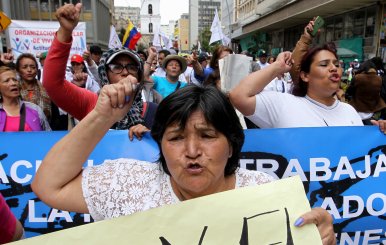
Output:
top-left (1, 2), bottom-right (386, 244)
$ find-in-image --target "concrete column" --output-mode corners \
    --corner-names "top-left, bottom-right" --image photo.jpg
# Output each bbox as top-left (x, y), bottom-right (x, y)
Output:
top-left (1, 0), bottom-right (12, 17)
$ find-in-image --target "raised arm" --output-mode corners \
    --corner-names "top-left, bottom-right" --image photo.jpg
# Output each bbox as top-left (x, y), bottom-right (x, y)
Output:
top-left (43, 3), bottom-right (97, 120)
top-left (32, 75), bottom-right (138, 213)
top-left (229, 52), bottom-right (293, 116)
top-left (189, 51), bottom-right (204, 77)
top-left (289, 19), bottom-right (315, 85)
top-left (144, 47), bottom-right (157, 83)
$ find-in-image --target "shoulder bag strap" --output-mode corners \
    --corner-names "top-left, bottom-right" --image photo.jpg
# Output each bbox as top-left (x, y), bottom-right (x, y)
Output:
top-left (19, 103), bottom-right (26, 132)
top-left (175, 81), bottom-right (181, 91)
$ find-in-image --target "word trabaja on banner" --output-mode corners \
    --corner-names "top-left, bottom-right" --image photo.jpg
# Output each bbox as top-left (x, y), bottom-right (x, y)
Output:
top-left (1, 127), bottom-right (385, 244)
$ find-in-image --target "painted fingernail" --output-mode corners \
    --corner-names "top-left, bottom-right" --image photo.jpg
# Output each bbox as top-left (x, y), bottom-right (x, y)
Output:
top-left (119, 104), bottom-right (123, 108)
top-left (294, 217), bottom-right (304, 227)
top-left (125, 95), bottom-right (130, 102)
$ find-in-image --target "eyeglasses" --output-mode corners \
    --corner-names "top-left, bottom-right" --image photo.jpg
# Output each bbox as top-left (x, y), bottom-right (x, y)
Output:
top-left (108, 63), bottom-right (139, 74)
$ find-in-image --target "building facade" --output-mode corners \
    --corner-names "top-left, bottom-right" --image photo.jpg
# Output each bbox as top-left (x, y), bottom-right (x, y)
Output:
top-left (224, 0), bottom-right (385, 63)
top-left (139, 0), bottom-right (161, 46)
top-left (113, 6), bottom-right (140, 32)
top-left (177, 13), bottom-right (190, 52)
top-left (140, 0), bottom-right (161, 35)
top-left (189, 0), bottom-right (221, 49)
top-left (0, 0), bottom-right (112, 49)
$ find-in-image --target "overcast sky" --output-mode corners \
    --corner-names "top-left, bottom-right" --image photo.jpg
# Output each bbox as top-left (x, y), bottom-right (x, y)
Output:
top-left (114, 0), bottom-right (189, 25)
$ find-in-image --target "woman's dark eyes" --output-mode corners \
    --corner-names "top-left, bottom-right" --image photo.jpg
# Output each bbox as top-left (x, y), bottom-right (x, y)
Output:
top-left (169, 136), bottom-right (183, 141)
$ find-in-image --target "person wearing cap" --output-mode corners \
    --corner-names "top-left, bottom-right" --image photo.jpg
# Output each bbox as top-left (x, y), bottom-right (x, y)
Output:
top-left (153, 49), bottom-right (187, 82)
top-left (188, 52), bottom-right (209, 85)
top-left (345, 59), bottom-right (360, 82)
top-left (144, 47), bottom-right (187, 99)
top-left (256, 50), bottom-right (269, 70)
top-left (65, 54), bottom-right (100, 93)
top-left (43, 3), bottom-right (154, 132)
top-left (89, 45), bottom-right (102, 65)
top-left (191, 45), bottom-right (233, 86)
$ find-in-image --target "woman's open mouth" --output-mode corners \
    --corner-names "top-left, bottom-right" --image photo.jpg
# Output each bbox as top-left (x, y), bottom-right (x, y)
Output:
top-left (186, 163), bottom-right (204, 174)
top-left (10, 87), bottom-right (19, 93)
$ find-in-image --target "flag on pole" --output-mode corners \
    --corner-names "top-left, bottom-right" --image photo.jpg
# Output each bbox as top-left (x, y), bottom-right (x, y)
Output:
top-left (160, 30), bottom-right (172, 49)
top-left (152, 27), bottom-right (172, 49)
top-left (209, 9), bottom-right (231, 46)
top-left (108, 25), bottom-right (122, 49)
top-left (122, 19), bottom-right (142, 50)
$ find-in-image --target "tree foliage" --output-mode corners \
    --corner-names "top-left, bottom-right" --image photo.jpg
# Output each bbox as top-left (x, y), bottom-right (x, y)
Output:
top-left (199, 27), bottom-right (220, 53)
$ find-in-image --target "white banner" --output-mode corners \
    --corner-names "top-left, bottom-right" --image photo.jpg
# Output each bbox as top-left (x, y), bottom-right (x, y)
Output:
top-left (108, 25), bottom-right (122, 49)
top-left (8, 20), bottom-right (86, 60)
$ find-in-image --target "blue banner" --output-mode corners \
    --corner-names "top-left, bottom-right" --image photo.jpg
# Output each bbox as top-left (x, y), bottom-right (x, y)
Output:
top-left (1, 127), bottom-right (385, 244)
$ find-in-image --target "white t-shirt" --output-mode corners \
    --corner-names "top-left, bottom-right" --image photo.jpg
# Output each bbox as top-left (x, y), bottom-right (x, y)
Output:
top-left (247, 92), bottom-right (363, 128)
top-left (264, 73), bottom-right (293, 94)
top-left (257, 61), bottom-right (269, 69)
top-left (82, 159), bottom-right (274, 221)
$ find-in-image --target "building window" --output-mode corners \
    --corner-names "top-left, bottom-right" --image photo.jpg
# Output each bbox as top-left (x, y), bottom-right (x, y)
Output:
top-left (334, 17), bottom-right (343, 40)
top-left (344, 14), bottom-right (354, 39)
top-left (353, 10), bottom-right (365, 37)
top-left (325, 19), bottom-right (334, 42)
top-left (149, 23), bottom-right (153, 33)
top-left (148, 4), bottom-right (153, 15)
top-left (365, 7), bottom-right (376, 38)
top-left (82, 0), bottom-right (92, 11)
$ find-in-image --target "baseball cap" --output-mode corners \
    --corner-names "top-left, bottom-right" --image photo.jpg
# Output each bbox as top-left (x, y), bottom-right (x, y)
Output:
top-left (198, 53), bottom-right (209, 63)
top-left (258, 50), bottom-right (267, 57)
top-left (71, 54), bottom-right (84, 64)
top-left (106, 49), bottom-right (142, 67)
top-left (353, 58), bottom-right (359, 62)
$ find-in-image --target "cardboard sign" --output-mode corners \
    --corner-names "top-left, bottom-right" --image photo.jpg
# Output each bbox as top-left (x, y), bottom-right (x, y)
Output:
top-left (14, 176), bottom-right (321, 244)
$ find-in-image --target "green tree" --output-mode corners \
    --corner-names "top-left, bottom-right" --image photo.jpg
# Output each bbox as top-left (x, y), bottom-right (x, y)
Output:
top-left (199, 27), bottom-right (221, 53)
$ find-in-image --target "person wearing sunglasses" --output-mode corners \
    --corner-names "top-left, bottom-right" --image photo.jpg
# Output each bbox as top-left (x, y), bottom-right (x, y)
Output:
top-left (43, 3), bottom-right (155, 131)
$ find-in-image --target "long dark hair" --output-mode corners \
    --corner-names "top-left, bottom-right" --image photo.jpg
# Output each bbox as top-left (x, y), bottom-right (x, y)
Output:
top-left (292, 43), bottom-right (338, 97)
top-left (151, 85), bottom-right (244, 176)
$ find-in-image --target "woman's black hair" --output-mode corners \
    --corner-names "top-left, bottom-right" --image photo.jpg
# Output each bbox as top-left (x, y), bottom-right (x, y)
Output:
top-left (151, 85), bottom-right (244, 176)
top-left (292, 43), bottom-right (338, 97)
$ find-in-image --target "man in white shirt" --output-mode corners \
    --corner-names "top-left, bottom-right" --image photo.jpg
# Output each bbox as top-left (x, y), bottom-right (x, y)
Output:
top-left (256, 50), bottom-right (270, 69)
